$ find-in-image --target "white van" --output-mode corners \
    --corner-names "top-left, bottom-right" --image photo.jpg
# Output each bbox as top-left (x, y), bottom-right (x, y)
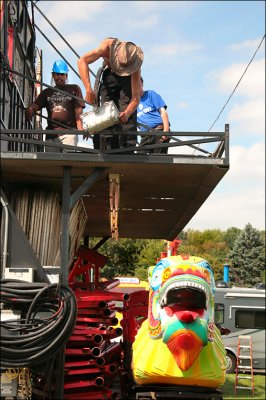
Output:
top-left (214, 285), bottom-right (265, 373)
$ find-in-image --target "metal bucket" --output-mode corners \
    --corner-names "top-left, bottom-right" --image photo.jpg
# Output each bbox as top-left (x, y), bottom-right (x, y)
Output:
top-left (81, 101), bottom-right (120, 134)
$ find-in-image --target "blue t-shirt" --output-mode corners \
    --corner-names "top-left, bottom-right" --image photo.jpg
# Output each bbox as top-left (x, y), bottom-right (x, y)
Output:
top-left (137, 90), bottom-right (167, 131)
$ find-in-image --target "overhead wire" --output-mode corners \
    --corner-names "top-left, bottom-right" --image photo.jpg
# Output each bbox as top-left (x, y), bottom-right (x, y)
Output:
top-left (192, 33), bottom-right (265, 155)
top-left (207, 33), bottom-right (265, 133)
top-left (33, 1), bottom-right (96, 78)
top-left (2, 65), bottom-right (88, 105)
top-left (35, 24), bottom-right (81, 80)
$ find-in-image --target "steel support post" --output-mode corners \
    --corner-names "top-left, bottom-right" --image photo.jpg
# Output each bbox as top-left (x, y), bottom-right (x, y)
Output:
top-left (56, 166), bottom-right (71, 399)
top-left (225, 124), bottom-right (230, 165)
top-left (61, 166), bottom-right (71, 285)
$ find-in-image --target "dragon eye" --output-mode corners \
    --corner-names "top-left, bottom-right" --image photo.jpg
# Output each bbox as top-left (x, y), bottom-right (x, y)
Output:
top-left (151, 265), bottom-right (164, 291)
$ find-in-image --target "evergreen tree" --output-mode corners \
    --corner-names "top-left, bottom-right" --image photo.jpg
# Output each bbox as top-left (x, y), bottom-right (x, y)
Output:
top-left (228, 223), bottom-right (265, 286)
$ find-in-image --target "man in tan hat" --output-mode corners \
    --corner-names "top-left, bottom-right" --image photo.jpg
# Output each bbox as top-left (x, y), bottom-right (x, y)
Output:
top-left (77, 37), bottom-right (144, 150)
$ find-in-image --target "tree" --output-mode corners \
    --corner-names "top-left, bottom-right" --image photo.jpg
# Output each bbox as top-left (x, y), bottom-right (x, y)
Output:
top-left (178, 229), bottom-right (229, 281)
top-left (91, 238), bottom-right (146, 279)
top-left (136, 239), bottom-right (166, 268)
top-left (224, 227), bottom-right (242, 249)
top-left (134, 239), bottom-right (167, 281)
top-left (228, 223), bottom-right (265, 286)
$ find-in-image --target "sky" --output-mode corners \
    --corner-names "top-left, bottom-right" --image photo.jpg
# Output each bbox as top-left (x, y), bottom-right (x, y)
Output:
top-left (32, 0), bottom-right (265, 232)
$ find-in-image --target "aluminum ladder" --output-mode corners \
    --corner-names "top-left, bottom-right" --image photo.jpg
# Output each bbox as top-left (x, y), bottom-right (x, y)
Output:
top-left (234, 335), bottom-right (255, 396)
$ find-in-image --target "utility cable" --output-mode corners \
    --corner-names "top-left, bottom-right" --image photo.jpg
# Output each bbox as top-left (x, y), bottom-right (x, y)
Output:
top-left (1, 65), bottom-right (89, 106)
top-left (17, 104), bottom-right (82, 131)
top-left (33, 1), bottom-right (96, 78)
top-left (35, 24), bottom-right (80, 79)
top-left (191, 33), bottom-right (265, 155)
top-left (208, 33), bottom-right (265, 132)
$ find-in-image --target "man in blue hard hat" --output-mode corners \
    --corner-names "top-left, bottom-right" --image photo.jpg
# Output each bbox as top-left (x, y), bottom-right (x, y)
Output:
top-left (26, 60), bottom-right (85, 152)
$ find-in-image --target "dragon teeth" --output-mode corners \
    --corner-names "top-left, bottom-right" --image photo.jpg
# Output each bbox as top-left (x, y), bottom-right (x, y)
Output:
top-left (159, 280), bottom-right (209, 307)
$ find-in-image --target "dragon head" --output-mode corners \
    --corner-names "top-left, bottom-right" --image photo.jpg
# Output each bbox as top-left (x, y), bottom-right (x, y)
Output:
top-left (147, 255), bottom-right (216, 371)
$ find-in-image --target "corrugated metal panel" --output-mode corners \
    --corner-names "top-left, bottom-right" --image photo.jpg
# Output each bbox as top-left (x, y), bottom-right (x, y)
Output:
top-left (53, 199), bottom-right (87, 266)
top-left (11, 189), bottom-right (64, 266)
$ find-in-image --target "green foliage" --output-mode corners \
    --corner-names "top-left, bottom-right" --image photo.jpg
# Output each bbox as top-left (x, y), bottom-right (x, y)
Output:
top-left (178, 229), bottom-right (229, 281)
top-left (134, 239), bottom-right (166, 281)
top-left (88, 225), bottom-right (265, 286)
top-left (134, 265), bottom-right (149, 281)
top-left (228, 223), bottom-right (265, 286)
top-left (224, 227), bottom-right (242, 249)
top-left (93, 238), bottom-right (146, 279)
top-left (136, 239), bottom-right (166, 268)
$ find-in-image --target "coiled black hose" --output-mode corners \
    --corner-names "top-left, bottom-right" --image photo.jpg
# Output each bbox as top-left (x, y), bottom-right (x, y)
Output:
top-left (0, 279), bottom-right (77, 367)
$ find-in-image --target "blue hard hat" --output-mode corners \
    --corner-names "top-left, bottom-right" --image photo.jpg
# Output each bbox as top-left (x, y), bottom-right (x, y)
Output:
top-left (52, 60), bottom-right (69, 73)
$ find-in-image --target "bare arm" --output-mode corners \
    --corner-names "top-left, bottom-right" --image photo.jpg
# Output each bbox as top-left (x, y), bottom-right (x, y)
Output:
top-left (160, 107), bottom-right (170, 132)
top-left (77, 39), bottom-right (110, 105)
top-left (119, 69), bottom-right (141, 124)
top-left (25, 103), bottom-right (40, 121)
top-left (75, 106), bottom-right (83, 130)
top-left (159, 107), bottom-right (170, 141)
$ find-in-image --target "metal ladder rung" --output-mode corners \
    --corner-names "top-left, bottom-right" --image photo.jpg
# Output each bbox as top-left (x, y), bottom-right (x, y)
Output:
top-left (236, 376), bottom-right (252, 380)
top-left (235, 335), bottom-right (254, 396)
top-left (235, 386), bottom-right (253, 390)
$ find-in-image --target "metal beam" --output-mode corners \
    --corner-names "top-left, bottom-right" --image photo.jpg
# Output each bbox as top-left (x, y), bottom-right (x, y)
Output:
top-left (61, 166), bottom-right (71, 286)
top-left (92, 236), bottom-right (110, 251)
top-left (70, 167), bottom-right (106, 209)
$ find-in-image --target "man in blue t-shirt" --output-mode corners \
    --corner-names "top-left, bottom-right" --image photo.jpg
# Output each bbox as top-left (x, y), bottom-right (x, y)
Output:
top-left (137, 77), bottom-right (170, 154)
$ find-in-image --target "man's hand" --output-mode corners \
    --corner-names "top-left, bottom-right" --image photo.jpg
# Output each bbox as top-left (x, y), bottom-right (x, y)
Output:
top-left (119, 111), bottom-right (129, 124)
top-left (25, 106), bottom-right (33, 121)
top-left (85, 90), bottom-right (96, 105)
top-left (83, 132), bottom-right (92, 140)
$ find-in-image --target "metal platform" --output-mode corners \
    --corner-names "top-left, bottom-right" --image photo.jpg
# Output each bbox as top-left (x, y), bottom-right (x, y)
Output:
top-left (1, 135), bottom-right (229, 240)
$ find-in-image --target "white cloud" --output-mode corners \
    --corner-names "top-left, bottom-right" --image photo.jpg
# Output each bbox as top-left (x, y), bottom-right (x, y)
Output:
top-left (127, 14), bottom-right (159, 29)
top-left (36, 1), bottom-right (105, 28)
top-left (211, 59), bottom-right (265, 99)
top-left (226, 143), bottom-right (265, 187)
top-left (52, 32), bottom-right (97, 54)
top-left (228, 100), bottom-right (265, 136)
top-left (150, 42), bottom-right (202, 57)
top-left (228, 38), bottom-right (265, 53)
top-left (186, 188), bottom-right (265, 231)
top-left (186, 143), bottom-right (265, 231)
top-left (208, 58), bottom-right (265, 140)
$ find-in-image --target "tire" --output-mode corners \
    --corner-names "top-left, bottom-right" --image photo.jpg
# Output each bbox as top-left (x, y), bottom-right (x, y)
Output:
top-left (226, 351), bottom-right (236, 373)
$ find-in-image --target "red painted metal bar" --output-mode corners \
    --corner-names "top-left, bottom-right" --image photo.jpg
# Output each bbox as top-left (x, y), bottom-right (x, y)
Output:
top-left (64, 376), bottom-right (104, 390)
top-left (65, 347), bottom-right (101, 357)
top-left (64, 358), bottom-right (105, 368)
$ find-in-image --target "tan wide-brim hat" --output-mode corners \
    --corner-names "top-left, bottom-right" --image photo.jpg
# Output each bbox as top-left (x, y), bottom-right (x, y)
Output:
top-left (110, 38), bottom-right (144, 76)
